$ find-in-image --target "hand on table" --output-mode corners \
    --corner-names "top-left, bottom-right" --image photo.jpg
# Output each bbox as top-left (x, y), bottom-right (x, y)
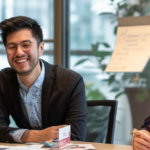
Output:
top-left (40, 125), bottom-right (67, 142)
top-left (21, 125), bottom-right (67, 142)
top-left (132, 129), bottom-right (150, 150)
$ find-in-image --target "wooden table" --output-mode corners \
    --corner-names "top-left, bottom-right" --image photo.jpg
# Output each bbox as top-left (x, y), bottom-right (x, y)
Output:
top-left (0, 141), bottom-right (133, 150)
top-left (73, 141), bottom-right (132, 150)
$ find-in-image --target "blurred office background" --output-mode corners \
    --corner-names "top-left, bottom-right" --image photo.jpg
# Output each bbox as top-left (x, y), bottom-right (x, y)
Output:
top-left (1, 0), bottom-right (150, 145)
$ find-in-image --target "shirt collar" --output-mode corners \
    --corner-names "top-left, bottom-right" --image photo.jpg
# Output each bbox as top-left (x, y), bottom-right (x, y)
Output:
top-left (17, 59), bottom-right (45, 90)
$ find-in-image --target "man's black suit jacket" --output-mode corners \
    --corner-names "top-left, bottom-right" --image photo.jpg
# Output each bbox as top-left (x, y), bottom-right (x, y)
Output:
top-left (0, 60), bottom-right (87, 143)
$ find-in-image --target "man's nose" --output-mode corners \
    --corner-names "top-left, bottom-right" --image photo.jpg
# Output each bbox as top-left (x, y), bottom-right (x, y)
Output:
top-left (15, 45), bottom-right (24, 55)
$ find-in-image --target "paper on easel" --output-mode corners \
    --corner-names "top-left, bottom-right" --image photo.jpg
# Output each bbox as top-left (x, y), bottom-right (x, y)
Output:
top-left (105, 25), bottom-right (150, 72)
top-left (105, 16), bottom-right (150, 72)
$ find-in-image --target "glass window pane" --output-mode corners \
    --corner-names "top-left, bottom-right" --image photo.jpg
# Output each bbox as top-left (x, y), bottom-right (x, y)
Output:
top-left (40, 43), bottom-right (54, 64)
top-left (70, 0), bottom-right (116, 51)
top-left (0, 0), bottom-right (53, 39)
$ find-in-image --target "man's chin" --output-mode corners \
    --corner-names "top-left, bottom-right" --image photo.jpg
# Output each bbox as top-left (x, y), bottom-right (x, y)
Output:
top-left (16, 69), bottom-right (32, 76)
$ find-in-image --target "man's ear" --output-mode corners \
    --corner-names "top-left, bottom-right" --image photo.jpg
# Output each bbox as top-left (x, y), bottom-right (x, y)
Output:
top-left (39, 41), bottom-right (44, 56)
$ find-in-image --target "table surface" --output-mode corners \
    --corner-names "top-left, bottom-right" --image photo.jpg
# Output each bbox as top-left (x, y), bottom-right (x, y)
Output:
top-left (73, 141), bottom-right (132, 150)
top-left (0, 141), bottom-right (132, 150)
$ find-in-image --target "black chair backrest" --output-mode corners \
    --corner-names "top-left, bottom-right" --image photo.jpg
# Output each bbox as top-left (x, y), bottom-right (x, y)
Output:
top-left (86, 100), bottom-right (118, 144)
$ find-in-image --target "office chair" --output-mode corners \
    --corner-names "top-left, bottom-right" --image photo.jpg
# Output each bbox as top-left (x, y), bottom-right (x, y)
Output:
top-left (86, 100), bottom-right (118, 144)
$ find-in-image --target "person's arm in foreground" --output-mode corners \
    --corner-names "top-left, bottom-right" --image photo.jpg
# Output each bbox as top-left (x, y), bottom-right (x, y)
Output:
top-left (132, 129), bottom-right (150, 150)
top-left (132, 116), bottom-right (150, 150)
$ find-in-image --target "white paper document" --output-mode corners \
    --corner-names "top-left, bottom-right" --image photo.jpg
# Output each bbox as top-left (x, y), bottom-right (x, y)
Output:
top-left (0, 145), bottom-right (9, 149)
top-left (105, 25), bottom-right (150, 72)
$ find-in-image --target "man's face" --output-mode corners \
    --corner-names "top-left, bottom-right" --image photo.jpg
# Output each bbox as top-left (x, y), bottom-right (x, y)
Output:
top-left (6, 28), bottom-right (44, 76)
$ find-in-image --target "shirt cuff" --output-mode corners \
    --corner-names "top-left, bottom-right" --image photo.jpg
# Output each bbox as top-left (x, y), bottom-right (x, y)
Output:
top-left (11, 129), bottom-right (28, 143)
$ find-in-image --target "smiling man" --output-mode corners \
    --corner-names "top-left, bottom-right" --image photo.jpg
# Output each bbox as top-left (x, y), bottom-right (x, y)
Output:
top-left (0, 16), bottom-right (87, 143)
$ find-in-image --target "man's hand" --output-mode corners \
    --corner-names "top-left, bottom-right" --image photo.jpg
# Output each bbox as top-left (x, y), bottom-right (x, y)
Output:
top-left (21, 125), bottom-right (67, 142)
top-left (40, 125), bottom-right (67, 141)
top-left (132, 129), bottom-right (150, 150)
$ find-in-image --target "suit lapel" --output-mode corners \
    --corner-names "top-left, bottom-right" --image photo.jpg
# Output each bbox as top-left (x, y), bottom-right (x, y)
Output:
top-left (41, 60), bottom-right (54, 129)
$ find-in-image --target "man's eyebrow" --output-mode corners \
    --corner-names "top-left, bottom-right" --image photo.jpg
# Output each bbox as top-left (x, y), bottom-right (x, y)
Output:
top-left (6, 42), bottom-right (16, 45)
top-left (21, 40), bottom-right (32, 43)
top-left (6, 40), bottom-right (31, 45)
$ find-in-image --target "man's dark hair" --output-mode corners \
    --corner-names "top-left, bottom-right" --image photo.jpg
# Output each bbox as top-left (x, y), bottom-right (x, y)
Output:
top-left (0, 16), bottom-right (43, 46)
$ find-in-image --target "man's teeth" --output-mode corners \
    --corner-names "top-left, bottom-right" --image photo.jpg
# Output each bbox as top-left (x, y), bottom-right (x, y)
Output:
top-left (16, 60), bottom-right (27, 63)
